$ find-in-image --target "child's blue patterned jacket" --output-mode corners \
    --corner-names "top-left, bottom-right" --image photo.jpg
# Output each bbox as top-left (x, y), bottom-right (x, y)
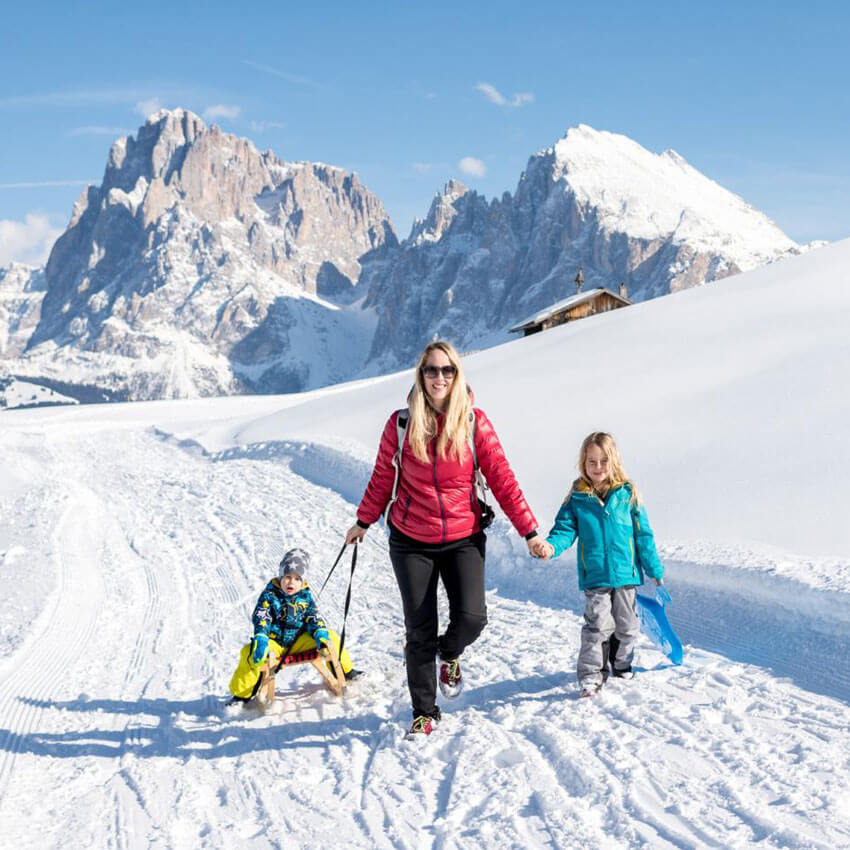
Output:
top-left (251, 580), bottom-right (327, 648)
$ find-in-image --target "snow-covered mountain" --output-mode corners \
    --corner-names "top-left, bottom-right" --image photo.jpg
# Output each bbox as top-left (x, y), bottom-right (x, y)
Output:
top-left (1, 119), bottom-right (807, 401)
top-left (363, 125), bottom-right (802, 369)
top-left (6, 109), bottom-right (396, 399)
top-left (0, 263), bottom-right (46, 358)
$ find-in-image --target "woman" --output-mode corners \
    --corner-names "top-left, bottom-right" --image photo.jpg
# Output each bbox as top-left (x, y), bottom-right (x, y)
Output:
top-left (345, 341), bottom-right (541, 737)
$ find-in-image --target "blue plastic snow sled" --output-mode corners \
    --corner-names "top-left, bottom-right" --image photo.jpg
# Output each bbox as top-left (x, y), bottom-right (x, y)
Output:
top-left (635, 585), bottom-right (684, 665)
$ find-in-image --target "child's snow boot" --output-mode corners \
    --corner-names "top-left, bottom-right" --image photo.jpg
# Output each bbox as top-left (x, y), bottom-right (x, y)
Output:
top-left (579, 680), bottom-right (602, 698)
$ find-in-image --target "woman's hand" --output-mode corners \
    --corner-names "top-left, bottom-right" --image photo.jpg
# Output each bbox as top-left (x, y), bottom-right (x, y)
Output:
top-left (345, 524), bottom-right (367, 545)
top-left (527, 536), bottom-right (553, 559)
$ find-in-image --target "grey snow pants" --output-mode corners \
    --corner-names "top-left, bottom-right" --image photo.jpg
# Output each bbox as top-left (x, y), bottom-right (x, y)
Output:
top-left (578, 586), bottom-right (640, 688)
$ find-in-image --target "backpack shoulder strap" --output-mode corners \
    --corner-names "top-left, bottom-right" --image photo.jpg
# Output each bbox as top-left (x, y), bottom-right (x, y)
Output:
top-left (384, 409), bottom-right (409, 523)
top-left (396, 409), bottom-right (409, 450)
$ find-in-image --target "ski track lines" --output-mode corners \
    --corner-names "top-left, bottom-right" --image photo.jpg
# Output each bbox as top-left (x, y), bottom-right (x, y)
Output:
top-left (0, 428), bottom-right (849, 848)
top-left (0, 477), bottom-right (107, 819)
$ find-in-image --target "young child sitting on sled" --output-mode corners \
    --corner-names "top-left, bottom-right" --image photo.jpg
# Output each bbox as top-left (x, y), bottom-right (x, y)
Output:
top-left (535, 432), bottom-right (665, 697)
top-left (229, 547), bottom-right (360, 702)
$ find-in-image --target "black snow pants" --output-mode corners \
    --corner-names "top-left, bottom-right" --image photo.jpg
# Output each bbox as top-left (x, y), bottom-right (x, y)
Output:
top-left (388, 525), bottom-right (488, 718)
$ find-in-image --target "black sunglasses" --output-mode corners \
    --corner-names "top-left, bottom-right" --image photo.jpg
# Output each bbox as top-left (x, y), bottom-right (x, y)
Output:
top-left (421, 365), bottom-right (457, 379)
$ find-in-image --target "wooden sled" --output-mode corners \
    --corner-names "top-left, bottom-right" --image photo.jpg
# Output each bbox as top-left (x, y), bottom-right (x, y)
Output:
top-left (255, 643), bottom-right (347, 707)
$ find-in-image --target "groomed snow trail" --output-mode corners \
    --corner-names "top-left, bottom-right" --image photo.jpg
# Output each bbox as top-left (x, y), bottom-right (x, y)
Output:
top-left (0, 423), bottom-right (849, 849)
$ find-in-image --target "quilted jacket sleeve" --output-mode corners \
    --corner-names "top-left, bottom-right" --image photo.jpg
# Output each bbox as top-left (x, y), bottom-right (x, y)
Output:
top-left (356, 412), bottom-right (400, 527)
top-left (632, 503), bottom-right (664, 581)
top-left (251, 587), bottom-right (276, 637)
top-left (302, 590), bottom-right (327, 639)
top-left (545, 499), bottom-right (578, 558)
top-left (474, 409), bottom-right (538, 537)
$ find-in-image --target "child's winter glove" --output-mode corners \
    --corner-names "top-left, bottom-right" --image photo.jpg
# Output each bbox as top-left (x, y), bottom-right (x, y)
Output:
top-left (313, 629), bottom-right (331, 653)
top-left (250, 633), bottom-right (269, 666)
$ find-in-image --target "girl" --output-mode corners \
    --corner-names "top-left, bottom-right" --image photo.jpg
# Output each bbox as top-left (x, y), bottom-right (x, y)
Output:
top-left (540, 432), bottom-right (664, 697)
top-left (346, 341), bottom-right (540, 736)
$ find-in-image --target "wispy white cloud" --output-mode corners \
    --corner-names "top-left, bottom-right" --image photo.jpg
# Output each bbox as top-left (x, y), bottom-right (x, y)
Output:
top-left (135, 97), bottom-right (163, 118)
top-left (0, 213), bottom-right (64, 266)
top-left (67, 126), bottom-right (129, 137)
top-left (475, 82), bottom-right (534, 109)
top-left (458, 157), bottom-right (487, 178)
top-left (249, 119), bottom-right (285, 133)
top-left (0, 180), bottom-right (93, 189)
top-left (242, 60), bottom-right (323, 89)
top-left (510, 92), bottom-right (534, 107)
top-left (476, 82), bottom-right (506, 106)
top-left (0, 88), bottom-right (152, 108)
top-left (203, 104), bottom-right (241, 122)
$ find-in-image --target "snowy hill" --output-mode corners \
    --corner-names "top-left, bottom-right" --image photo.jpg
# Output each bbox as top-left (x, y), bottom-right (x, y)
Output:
top-left (0, 238), bottom-right (848, 848)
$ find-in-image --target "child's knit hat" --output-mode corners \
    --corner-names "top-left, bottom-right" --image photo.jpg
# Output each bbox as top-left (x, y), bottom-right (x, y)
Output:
top-left (279, 548), bottom-right (310, 580)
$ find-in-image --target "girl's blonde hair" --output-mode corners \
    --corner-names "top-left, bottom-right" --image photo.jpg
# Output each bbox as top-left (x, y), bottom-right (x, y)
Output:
top-left (574, 431), bottom-right (641, 506)
top-left (406, 341), bottom-right (472, 464)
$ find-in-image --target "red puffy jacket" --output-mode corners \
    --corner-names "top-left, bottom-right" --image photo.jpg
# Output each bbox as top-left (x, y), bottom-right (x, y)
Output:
top-left (357, 408), bottom-right (538, 544)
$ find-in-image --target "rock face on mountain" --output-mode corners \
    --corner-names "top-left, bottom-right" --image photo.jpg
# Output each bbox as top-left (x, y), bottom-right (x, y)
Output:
top-left (363, 125), bottom-right (800, 369)
top-left (1, 120), bottom-right (804, 402)
top-left (19, 109), bottom-right (395, 397)
top-left (0, 264), bottom-right (45, 359)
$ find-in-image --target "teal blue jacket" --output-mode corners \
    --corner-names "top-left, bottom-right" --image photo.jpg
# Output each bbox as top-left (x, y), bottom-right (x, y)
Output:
top-left (545, 480), bottom-right (664, 590)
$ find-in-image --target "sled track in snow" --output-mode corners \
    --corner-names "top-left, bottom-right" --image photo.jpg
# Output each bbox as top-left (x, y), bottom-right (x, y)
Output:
top-left (0, 485), bottom-right (106, 804)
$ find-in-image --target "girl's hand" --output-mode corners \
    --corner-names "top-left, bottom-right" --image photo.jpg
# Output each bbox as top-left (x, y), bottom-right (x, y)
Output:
top-left (346, 524), bottom-right (367, 545)
top-left (528, 537), bottom-right (553, 559)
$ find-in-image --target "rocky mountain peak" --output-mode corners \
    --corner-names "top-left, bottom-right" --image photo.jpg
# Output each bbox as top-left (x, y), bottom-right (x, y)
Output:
top-left (410, 179), bottom-right (473, 244)
top-left (19, 110), bottom-right (396, 398)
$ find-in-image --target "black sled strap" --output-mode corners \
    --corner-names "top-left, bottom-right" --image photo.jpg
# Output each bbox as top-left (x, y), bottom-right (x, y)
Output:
top-left (317, 541), bottom-right (348, 598)
top-left (338, 543), bottom-right (358, 659)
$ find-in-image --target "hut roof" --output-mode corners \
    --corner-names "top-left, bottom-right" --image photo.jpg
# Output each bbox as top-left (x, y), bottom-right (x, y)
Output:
top-left (509, 287), bottom-right (632, 333)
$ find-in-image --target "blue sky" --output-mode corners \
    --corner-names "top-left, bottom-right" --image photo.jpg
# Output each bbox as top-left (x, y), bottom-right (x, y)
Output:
top-left (1, 0), bottom-right (848, 265)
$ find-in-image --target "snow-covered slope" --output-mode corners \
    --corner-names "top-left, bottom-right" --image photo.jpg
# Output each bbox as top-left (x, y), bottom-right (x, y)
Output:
top-left (0, 237), bottom-right (848, 847)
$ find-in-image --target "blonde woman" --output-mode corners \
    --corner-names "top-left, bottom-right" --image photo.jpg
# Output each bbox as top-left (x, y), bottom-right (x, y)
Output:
top-left (540, 432), bottom-right (665, 697)
top-left (346, 341), bottom-right (540, 736)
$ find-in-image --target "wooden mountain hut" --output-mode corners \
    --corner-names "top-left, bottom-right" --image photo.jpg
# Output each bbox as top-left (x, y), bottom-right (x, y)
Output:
top-left (509, 287), bottom-right (632, 337)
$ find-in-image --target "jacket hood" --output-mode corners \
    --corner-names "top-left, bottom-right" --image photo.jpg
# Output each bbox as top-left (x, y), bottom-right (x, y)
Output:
top-left (572, 478), bottom-right (632, 497)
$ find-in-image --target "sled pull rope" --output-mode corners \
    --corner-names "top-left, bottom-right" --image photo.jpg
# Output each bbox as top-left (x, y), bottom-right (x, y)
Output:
top-left (317, 541), bottom-right (348, 598)
top-left (339, 543), bottom-right (357, 659)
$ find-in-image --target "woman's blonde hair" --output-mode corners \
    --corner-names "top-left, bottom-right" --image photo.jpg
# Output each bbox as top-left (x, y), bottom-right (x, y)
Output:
top-left (406, 341), bottom-right (472, 464)
top-left (574, 431), bottom-right (641, 506)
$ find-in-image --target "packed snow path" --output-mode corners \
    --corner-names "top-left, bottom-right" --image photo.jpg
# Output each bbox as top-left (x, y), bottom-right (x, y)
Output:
top-left (1, 423), bottom-right (849, 849)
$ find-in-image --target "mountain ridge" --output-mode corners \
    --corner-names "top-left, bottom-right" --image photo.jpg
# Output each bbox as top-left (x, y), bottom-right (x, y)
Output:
top-left (1, 113), bottom-right (808, 404)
